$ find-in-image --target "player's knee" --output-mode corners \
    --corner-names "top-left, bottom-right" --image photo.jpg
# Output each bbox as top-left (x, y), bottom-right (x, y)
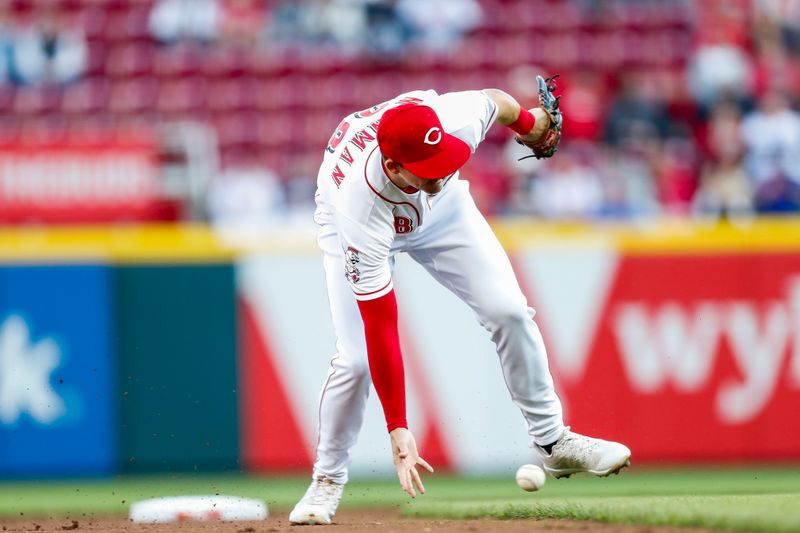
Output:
top-left (485, 304), bottom-right (530, 333)
top-left (333, 350), bottom-right (371, 378)
top-left (346, 356), bottom-right (371, 378)
top-left (352, 359), bottom-right (370, 378)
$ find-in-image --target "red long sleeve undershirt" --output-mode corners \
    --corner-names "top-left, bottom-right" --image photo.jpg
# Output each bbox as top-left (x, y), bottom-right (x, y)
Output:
top-left (356, 289), bottom-right (408, 432)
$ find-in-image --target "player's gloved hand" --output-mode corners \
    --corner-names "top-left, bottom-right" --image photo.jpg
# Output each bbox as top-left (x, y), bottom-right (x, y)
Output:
top-left (515, 74), bottom-right (563, 160)
top-left (389, 427), bottom-right (434, 498)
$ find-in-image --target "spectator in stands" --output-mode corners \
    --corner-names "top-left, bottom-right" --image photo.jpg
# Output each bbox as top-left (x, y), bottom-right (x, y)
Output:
top-left (207, 160), bottom-right (286, 234)
top-left (686, 26), bottom-right (753, 111)
top-left (599, 146), bottom-right (660, 219)
top-left (560, 72), bottom-right (606, 142)
top-left (219, 0), bottom-right (264, 47)
top-left (265, 0), bottom-right (309, 44)
top-left (265, 0), bottom-right (381, 53)
top-left (8, 4), bottom-right (87, 86)
top-left (755, 0), bottom-right (800, 56)
top-left (0, 4), bottom-right (11, 85)
top-left (741, 88), bottom-right (800, 188)
top-left (694, 150), bottom-right (753, 219)
top-left (395, 0), bottom-right (482, 51)
top-left (266, 0), bottom-right (350, 47)
top-left (598, 149), bottom-right (659, 219)
top-left (323, 0), bottom-right (370, 52)
top-left (654, 134), bottom-right (699, 216)
top-left (526, 145), bottom-right (604, 220)
top-left (363, 1), bottom-right (410, 56)
top-left (149, 0), bottom-right (220, 44)
top-left (603, 72), bottom-right (669, 147)
top-left (693, 101), bottom-right (753, 219)
top-left (739, 89), bottom-right (800, 214)
top-left (754, 175), bottom-right (800, 213)
top-left (751, 35), bottom-right (800, 97)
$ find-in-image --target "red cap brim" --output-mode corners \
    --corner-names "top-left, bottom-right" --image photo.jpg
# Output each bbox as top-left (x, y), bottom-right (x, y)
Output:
top-left (402, 134), bottom-right (471, 180)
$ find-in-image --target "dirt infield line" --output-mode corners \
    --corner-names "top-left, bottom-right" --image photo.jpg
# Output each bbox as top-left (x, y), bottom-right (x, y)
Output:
top-left (0, 508), bottom-right (720, 533)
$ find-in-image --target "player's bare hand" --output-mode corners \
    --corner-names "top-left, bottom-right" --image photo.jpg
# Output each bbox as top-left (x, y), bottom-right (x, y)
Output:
top-left (389, 427), bottom-right (434, 498)
top-left (519, 107), bottom-right (551, 143)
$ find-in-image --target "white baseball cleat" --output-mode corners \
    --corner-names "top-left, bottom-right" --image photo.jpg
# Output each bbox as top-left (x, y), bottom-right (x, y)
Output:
top-left (288, 475), bottom-right (344, 525)
top-left (536, 427), bottom-right (631, 479)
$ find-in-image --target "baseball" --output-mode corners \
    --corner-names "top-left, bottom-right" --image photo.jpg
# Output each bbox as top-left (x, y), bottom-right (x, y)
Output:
top-left (515, 464), bottom-right (546, 492)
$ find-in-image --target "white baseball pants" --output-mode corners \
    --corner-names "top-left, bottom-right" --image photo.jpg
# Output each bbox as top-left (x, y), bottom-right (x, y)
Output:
top-left (313, 180), bottom-right (564, 484)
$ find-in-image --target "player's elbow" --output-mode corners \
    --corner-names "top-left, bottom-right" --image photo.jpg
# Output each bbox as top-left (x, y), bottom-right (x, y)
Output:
top-left (483, 88), bottom-right (507, 99)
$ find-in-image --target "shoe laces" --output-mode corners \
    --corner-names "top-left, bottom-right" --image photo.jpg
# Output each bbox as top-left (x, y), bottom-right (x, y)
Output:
top-left (555, 427), bottom-right (600, 458)
top-left (308, 476), bottom-right (341, 506)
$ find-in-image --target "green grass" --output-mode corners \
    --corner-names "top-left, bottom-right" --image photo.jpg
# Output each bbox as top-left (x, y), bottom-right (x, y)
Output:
top-left (0, 467), bottom-right (798, 532)
top-left (407, 494), bottom-right (800, 533)
top-left (406, 467), bottom-right (800, 533)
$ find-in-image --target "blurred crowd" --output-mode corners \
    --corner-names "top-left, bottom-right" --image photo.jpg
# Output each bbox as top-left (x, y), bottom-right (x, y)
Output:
top-left (0, 2), bottom-right (87, 86)
top-left (148, 0), bottom-right (483, 55)
top-left (2, 0), bottom-right (800, 224)
top-left (478, 0), bottom-right (800, 220)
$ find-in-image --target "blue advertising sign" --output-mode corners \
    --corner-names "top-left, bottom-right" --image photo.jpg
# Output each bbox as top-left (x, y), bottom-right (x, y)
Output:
top-left (0, 265), bottom-right (116, 477)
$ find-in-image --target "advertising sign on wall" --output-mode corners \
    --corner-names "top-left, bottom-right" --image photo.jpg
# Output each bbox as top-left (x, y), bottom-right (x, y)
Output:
top-left (0, 136), bottom-right (160, 223)
top-left (525, 251), bottom-right (800, 461)
top-left (238, 244), bottom-right (800, 473)
top-left (0, 265), bottom-right (117, 476)
top-left (0, 223), bottom-right (797, 477)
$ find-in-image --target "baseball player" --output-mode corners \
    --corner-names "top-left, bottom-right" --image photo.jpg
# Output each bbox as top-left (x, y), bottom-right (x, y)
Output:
top-left (290, 77), bottom-right (631, 525)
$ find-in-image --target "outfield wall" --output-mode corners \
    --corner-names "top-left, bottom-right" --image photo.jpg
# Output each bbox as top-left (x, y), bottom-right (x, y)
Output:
top-left (0, 220), bottom-right (799, 477)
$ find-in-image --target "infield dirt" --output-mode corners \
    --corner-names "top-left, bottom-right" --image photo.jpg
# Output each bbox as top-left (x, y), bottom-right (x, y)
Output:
top-left (0, 508), bottom-right (719, 533)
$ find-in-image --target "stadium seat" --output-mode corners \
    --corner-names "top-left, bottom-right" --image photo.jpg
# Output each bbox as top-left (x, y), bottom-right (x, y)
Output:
top-left (107, 77), bottom-right (157, 115)
top-left (61, 77), bottom-right (110, 115)
top-left (79, 5), bottom-right (108, 42)
top-left (106, 43), bottom-right (154, 78)
top-left (153, 45), bottom-right (201, 79)
top-left (0, 86), bottom-right (16, 114)
top-left (156, 77), bottom-right (207, 116)
top-left (13, 85), bottom-right (62, 116)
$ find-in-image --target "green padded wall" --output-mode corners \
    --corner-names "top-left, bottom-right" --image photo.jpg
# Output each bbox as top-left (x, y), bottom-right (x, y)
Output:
top-left (115, 264), bottom-right (239, 472)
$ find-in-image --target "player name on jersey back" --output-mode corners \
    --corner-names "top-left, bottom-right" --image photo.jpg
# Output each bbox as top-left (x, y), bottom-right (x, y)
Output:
top-left (323, 93), bottom-right (428, 189)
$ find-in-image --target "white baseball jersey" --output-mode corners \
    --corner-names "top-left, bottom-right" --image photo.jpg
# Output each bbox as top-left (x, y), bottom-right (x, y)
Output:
top-left (308, 89), bottom-right (565, 485)
top-left (314, 89), bottom-right (498, 301)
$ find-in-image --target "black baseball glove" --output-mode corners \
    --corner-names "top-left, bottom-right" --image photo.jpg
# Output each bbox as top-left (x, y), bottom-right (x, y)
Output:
top-left (516, 74), bottom-right (563, 159)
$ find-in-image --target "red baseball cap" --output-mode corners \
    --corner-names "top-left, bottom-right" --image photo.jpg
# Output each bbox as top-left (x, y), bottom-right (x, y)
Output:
top-left (377, 103), bottom-right (471, 180)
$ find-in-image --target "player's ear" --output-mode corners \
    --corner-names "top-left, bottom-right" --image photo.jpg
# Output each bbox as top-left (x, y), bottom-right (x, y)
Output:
top-left (384, 158), bottom-right (403, 174)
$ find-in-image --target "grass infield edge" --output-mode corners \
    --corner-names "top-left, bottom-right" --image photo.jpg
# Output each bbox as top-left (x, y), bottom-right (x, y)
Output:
top-left (402, 493), bottom-right (800, 533)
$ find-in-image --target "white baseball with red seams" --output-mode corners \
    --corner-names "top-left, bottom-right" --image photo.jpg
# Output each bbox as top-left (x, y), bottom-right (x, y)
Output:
top-left (516, 464), bottom-right (546, 492)
top-left (310, 89), bottom-right (566, 485)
